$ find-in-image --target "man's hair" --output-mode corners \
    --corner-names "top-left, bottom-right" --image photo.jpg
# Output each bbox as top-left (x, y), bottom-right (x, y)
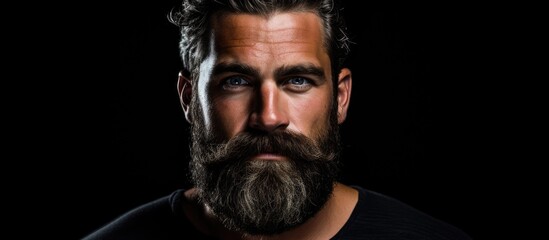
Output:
top-left (168, 0), bottom-right (351, 80)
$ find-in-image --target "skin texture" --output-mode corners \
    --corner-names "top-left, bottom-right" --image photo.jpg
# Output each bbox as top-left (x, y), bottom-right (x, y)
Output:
top-left (178, 11), bottom-right (355, 239)
top-left (180, 12), bottom-right (351, 142)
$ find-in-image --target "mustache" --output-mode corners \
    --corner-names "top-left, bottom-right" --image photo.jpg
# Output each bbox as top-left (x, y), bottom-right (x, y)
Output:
top-left (201, 130), bottom-right (335, 167)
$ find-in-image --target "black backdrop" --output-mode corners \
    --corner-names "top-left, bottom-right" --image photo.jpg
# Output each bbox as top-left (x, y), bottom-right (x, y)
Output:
top-left (61, 1), bottom-right (505, 239)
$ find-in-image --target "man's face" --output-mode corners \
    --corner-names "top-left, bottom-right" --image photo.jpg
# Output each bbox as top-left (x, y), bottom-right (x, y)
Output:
top-left (187, 12), bottom-right (342, 235)
top-left (196, 12), bottom-right (334, 141)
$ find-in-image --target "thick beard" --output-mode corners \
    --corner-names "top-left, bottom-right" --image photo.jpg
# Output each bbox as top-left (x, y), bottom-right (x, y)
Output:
top-left (188, 97), bottom-right (341, 235)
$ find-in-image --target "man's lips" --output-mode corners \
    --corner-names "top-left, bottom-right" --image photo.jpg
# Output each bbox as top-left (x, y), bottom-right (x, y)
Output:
top-left (251, 153), bottom-right (287, 161)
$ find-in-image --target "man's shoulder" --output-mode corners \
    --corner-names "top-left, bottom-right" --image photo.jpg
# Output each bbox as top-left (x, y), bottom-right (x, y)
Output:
top-left (81, 189), bottom-right (198, 240)
top-left (335, 186), bottom-right (472, 240)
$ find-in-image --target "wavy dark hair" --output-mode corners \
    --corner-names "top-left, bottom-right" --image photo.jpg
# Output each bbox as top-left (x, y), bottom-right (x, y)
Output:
top-left (168, 0), bottom-right (351, 82)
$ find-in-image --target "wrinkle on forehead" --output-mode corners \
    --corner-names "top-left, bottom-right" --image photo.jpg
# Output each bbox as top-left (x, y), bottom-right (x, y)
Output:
top-left (211, 12), bottom-right (325, 54)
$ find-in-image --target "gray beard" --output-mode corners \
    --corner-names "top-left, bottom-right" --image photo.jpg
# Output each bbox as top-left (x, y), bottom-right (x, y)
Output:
top-left (188, 93), bottom-right (341, 235)
top-left (197, 159), bottom-right (337, 235)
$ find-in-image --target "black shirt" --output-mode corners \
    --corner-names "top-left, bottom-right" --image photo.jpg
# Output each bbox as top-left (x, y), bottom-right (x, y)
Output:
top-left (83, 186), bottom-right (472, 239)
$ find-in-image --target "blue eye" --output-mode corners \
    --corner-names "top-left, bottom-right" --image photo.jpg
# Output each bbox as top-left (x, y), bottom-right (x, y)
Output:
top-left (222, 76), bottom-right (250, 91)
top-left (225, 77), bottom-right (249, 86)
top-left (288, 77), bottom-right (308, 85)
top-left (285, 77), bottom-right (313, 92)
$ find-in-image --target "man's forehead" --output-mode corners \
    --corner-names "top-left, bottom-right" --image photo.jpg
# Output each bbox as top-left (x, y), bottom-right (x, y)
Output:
top-left (201, 11), bottom-right (332, 79)
top-left (211, 12), bottom-right (325, 44)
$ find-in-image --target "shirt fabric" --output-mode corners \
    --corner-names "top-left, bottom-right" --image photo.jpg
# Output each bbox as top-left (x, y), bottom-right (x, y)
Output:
top-left (82, 186), bottom-right (472, 239)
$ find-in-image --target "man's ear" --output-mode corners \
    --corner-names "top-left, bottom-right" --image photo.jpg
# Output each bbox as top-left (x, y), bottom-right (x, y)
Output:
top-left (336, 68), bottom-right (352, 124)
top-left (177, 71), bottom-right (192, 123)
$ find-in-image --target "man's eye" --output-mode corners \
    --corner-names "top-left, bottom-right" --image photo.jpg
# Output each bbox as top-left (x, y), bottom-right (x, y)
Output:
top-left (284, 77), bottom-right (313, 92)
top-left (223, 77), bottom-right (250, 88)
top-left (288, 77), bottom-right (309, 85)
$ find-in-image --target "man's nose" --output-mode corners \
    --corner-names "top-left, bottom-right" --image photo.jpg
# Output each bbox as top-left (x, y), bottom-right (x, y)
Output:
top-left (249, 83), bottom-right (289, 132)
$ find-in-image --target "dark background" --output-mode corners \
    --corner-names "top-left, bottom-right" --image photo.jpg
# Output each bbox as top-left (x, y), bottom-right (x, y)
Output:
top-left (55, 1), bottom-right (515, 239)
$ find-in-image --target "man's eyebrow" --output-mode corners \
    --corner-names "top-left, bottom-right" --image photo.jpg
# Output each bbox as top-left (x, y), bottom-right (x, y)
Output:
top-left (275, 64), bottom-right (326, 81)
top-left (211, 62), bottom-right (326, 81)
top-left (212, 62), bottom-right (260, 78)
